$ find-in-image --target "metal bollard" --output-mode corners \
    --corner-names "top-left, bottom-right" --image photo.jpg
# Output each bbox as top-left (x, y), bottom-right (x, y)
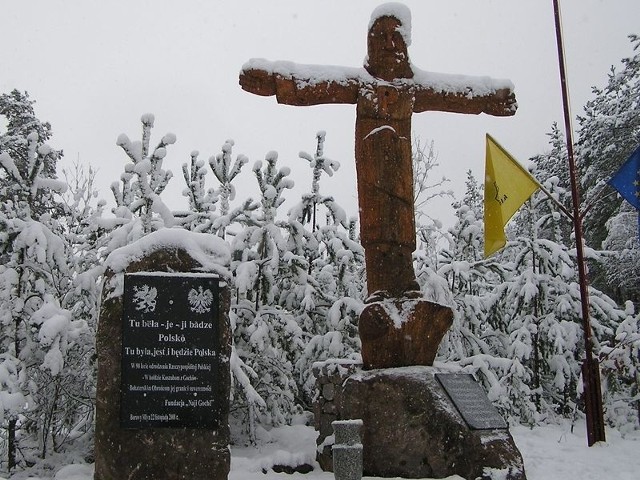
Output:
top-left (332, 419), bottom-right (363, 480)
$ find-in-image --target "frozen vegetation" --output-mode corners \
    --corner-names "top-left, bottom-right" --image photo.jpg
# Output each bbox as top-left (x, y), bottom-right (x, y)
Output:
top-left (0, 34), bottom-right (638, 480)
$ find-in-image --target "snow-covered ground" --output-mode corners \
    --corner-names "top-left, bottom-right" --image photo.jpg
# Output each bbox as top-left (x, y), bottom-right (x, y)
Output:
top-left (3, 421), bottom-right (638, 480)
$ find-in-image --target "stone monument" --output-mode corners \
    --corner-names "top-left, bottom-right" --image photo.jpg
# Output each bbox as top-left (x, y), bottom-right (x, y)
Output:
top-left (242, 4), bottom-right (527, 479)
top-left (94, 230), bottom-right (231, 480)
top-left (239, 2), bottom-right (515, 370)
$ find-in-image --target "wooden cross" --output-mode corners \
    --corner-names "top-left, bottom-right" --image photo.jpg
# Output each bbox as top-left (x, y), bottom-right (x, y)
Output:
top-left (240, 4), bottom-right (516, 368)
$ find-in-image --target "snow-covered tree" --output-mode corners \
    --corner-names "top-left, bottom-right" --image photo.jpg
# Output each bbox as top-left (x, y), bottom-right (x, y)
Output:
top-left (412, 137), bottom-right (453, 225)
top-left (601, 205), bottom-right (640, 301)
top-left (110, 114), bottom-right (176, 237)
top-left (600, 301), bottom-right (640, 433)
top-left (288, 132), bottom-right (365, 403)
top-left (528, 124), bottom-right (573, 245)
top-left (1, 95), bottom-right (70, 468)
top-left (489, 187), bottom-right (625, 424)
top-left (228, 151), bottom-right (303, 439)
top-left (0, 96), bottom-right (102, 470)
top-left (56, 162), bottom-right (107, 458)
top-left (179, 139), bottom-right (256, 237)
top-left (412, 137), bottom-right (453, 271)
top-left (180, 149), bottom-right (219, 231)
top-left (0, 90), bottom-right (63, 219)
top-left (435, 171), bottom-right (506, 363)
top-left (209, 140), bottom-right (249, 236)
top-left (0, 136), bottom-right (88, 469)
top-left (576, 35), bottom-right (640, 303)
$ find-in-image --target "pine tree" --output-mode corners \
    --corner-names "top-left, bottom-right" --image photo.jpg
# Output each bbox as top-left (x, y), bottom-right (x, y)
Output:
top-left (0, 90), bottom-right (62, 219)
top-left (600, 301), bottom-right (640, 433)
top-left (435, 171), bottom-right (506, 363)
top-left (209, 140), bottom-right (249, 236)
top-left (111, 114), bottom-right (176, 236)
top-left (576, 35), bottom-right (640, 303)
top-left (0, 110), bottom-right (90, 468)
top-left (529, 124), bottom-right (573, 244)
top-left (180, 149), bottom-right (220, 231)
top-left (490, 190), bottom-right (624, 424)
top-left (228, 151), bottom-right (303, 439)
top-left (179, 140), bottom-right (256, 236)
top-left (602, 204), bottom-right (640, 302)
top-left (289, 132), bottom-right (365, 403)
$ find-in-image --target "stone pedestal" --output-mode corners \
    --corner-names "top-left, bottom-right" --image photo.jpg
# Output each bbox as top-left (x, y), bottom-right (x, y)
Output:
top-left (94, 237), bottom-right (231, 480)
top-left (312, 360), bottom-right (361, 472)
top-left (314, 362), bottom-right (526, 480)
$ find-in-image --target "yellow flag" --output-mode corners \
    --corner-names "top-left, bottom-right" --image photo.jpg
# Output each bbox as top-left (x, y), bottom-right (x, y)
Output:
top-left (484, 134), bottom-right (541, 257)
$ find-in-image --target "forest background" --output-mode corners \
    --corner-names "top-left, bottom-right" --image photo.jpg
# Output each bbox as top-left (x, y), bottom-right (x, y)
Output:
top-left (0, 26), bottom-right (639, 480)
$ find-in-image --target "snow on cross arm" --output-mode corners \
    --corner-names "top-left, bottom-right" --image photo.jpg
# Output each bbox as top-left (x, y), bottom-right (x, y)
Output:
top-left (241, 58), bottom-right (369, 89)
top-left (411, 67), bottom-right (515, 100)
top-left (242, 58), bottom-right (514, 104)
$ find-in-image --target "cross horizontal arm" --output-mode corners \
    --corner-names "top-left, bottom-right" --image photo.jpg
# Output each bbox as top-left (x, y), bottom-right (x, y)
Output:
top-left (411, 69), bottom-right (517, 116)
top-left (239, 59), bottom-right (364, 106)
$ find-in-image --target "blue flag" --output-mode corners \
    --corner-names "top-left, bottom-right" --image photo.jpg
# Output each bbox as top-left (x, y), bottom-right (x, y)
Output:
top-left (609, 145), bottom-right (640, 210)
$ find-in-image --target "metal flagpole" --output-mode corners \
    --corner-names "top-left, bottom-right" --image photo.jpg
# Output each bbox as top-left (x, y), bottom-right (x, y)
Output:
top-left (552, 0), bottom-right (606, 445)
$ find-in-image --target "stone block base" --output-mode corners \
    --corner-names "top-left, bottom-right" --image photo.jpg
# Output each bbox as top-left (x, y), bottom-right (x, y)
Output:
top-left (314, 362), bottom-right (526, 480)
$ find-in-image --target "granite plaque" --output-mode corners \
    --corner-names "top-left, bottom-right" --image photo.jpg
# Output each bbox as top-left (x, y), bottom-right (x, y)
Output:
top-left (435, 373), bottom-right (507, 430)
top-left (121, 272), bottom-right (223, 429)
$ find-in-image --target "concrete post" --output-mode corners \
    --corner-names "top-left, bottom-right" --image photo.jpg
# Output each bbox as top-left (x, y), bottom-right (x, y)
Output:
top-left (332, 419), bottom-right (363, 480)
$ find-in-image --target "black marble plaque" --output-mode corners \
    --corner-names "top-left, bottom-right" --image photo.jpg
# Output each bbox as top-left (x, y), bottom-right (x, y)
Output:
top-left (435, 373), bottom-right (507, 430)
top-left (121, 272), bottom-right (223, 429)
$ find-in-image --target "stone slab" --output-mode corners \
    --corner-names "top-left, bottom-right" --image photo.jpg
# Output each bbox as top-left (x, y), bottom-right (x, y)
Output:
top-left (435, 373), bottom-right (508, 430)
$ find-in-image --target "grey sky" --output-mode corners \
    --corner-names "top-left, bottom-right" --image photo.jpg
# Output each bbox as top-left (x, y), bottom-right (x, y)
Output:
top-left (1, 0), bottom-right (638, 227)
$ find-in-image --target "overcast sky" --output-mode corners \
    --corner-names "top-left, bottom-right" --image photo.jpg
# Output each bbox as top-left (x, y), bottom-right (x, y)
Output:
top-left (1, 0), bottom-right (638, 228)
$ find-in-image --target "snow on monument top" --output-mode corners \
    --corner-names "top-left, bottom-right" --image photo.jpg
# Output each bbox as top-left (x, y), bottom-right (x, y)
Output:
top-left (104, 229), bottom-right (231, 278)
top-left (369, 2), bottom-right (412, 46)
